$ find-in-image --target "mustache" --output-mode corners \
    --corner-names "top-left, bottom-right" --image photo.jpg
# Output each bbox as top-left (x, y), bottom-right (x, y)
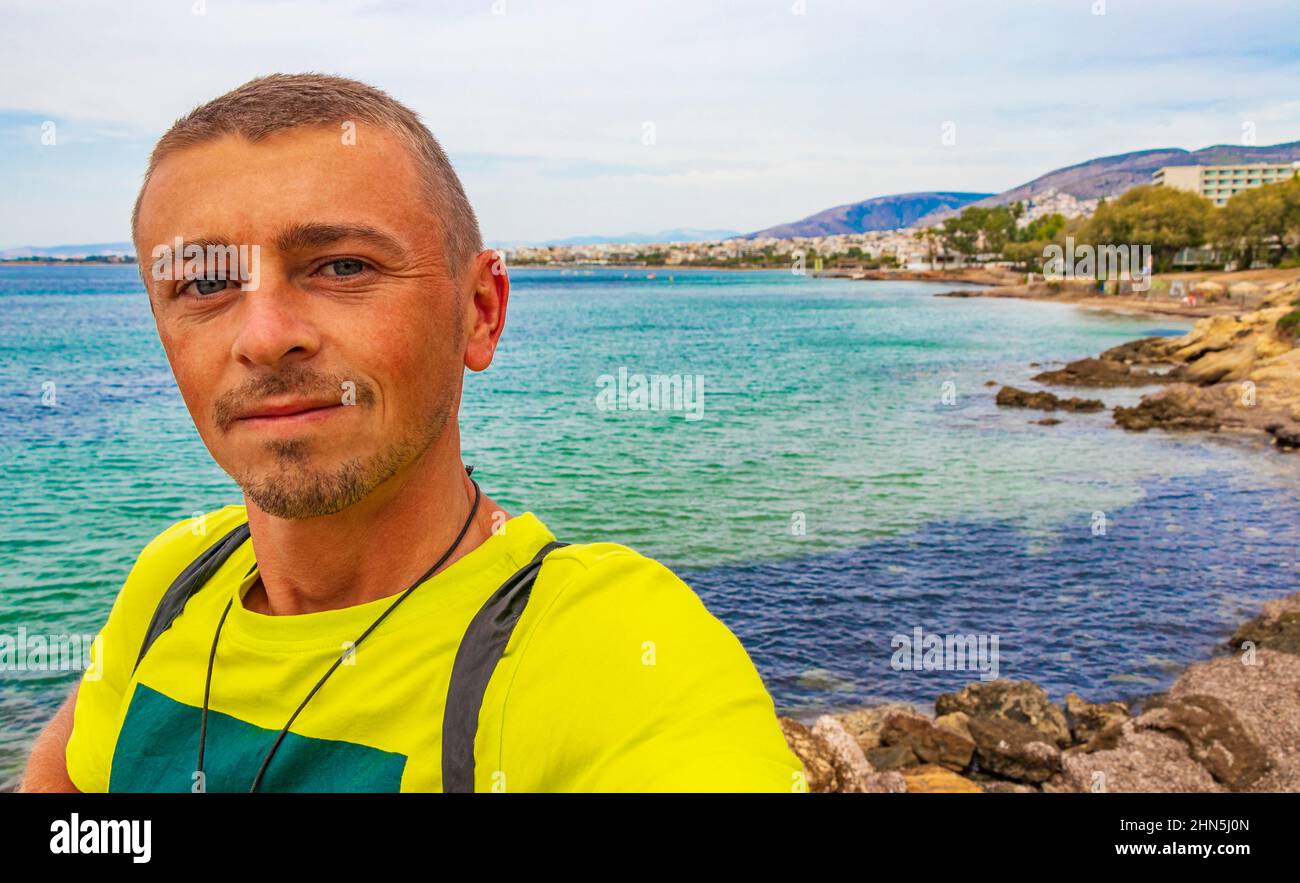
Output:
top-left (213, 366), bottom-right (375, 431)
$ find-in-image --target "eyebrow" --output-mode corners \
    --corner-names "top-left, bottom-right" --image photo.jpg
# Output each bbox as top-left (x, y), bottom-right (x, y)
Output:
top-left (166, 237), bottom-right (248, 254)
top-left (272, 222), bottom-right (408, 256)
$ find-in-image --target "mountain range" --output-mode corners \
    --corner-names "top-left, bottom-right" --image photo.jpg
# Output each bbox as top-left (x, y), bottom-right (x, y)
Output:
top-left (743, 192), bottom-right (991, 239)
top-left (752, 141), bottom-right (1300, 238)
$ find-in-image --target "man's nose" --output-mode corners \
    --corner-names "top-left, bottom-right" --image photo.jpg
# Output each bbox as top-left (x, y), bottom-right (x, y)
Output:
top-left (229, 277), bottom-right (323, 369)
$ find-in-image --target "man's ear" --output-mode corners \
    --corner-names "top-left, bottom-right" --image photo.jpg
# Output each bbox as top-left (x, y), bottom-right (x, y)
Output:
top-left (464, 249), bottom-right (509, 372)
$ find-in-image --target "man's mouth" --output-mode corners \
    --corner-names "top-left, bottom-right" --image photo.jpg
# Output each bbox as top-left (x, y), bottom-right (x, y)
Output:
top-left (236, 398), bottom-right (346, 429)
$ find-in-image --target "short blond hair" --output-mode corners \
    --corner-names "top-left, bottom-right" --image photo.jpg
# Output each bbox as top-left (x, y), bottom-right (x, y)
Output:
top-left (132, 72), bottom-right (483, 278)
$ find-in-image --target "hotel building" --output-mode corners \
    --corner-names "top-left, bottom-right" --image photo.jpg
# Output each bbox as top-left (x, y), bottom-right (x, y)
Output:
top-left (1153, 162), bottom-right (1300, 206)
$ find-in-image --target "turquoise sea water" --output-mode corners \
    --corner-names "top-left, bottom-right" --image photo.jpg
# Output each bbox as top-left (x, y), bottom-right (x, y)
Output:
top-left (2, 264), bottom-right (1298, 787)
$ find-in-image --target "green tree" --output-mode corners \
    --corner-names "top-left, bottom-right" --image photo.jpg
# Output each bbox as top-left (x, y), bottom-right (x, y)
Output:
top-left (1080, 184), bottom-right (1213, 272)
top-left (1017, 212), bottom-right (1066, 244)
top-left (939, 212), bottom-right (980, 258)
top-left (938, 205), bottom-right (1018, 260)
top-left (978, 205), bottom-right (1018, 255)
top-left (1213, 176), bottom-right (1300, 267)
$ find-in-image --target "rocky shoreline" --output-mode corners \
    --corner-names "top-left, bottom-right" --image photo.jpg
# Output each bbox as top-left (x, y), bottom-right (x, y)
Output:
top-left (990, 276), bottom-right (1300, 451)
top-left (781, 591), bottom-right (1300, 793)
top-left (781, 279), bottom-right (1300, 792)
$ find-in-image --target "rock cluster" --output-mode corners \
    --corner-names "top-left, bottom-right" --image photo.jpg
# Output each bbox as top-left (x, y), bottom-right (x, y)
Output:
top-left (1113, 392), bottom-right (1220, 432)
top-left (1031, 355), bottom-right (1168, 388)
top-left (1229, 592), bottom-right (1300, 656)
top-left (1025, 279), bottom-right (1300, 448)
top-left (995, 386), bottom-right (1105, 412)
top-left (781, 593), bottom-right (1300, 792)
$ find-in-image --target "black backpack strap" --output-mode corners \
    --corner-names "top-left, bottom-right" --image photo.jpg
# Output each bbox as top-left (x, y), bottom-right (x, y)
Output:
top-left (133, 521), bottom-right (252, 676)
top-left (442, 540), bottom-right (568, 793)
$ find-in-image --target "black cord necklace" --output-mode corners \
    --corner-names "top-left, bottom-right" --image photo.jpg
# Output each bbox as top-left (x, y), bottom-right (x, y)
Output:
top-left (196, 473), bottom-right (483, 793)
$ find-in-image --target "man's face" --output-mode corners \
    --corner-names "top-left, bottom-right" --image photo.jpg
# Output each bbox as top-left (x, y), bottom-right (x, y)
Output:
top-left (135, 123), bottom-right (471, 519)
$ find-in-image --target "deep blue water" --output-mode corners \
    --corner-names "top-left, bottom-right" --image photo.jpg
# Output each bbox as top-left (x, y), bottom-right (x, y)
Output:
top-left (687, 472), bottom-right (1298, 717)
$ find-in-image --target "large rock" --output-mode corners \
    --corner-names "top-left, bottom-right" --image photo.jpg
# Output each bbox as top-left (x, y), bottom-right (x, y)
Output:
top-left (865, 744), bottom-right (918, 771)
top-left (834, 702), bottom-right (927, 752)
top-left (935, 711), bottom-right (973, 740)
top-left (811, 715), bottom-right (907, 793)
top-left (1135, 694), bottom-right (1269, 791)
top-left (780, 718), bottom-right (840, 792)
top-left (1229, 592), bottom-right (1300, 655)
top-left (1250, 346), bottom-right (1300, 385)
top-left (970, 772), bottom-right (1040, 793)
top-left (1161, 649), bottom-right (1300, 792)
top-left (781, 715), bottom-right (907, 793)
top-left (880, 713), bottom-right (975, 771)
top-left (1033, 357), bottom-right (1165, 388)
top-left (1267, 423), bottom-right (1300, 451)
top-left (1170, 314), bottom-right (1249, 363)
top-left (935, 680), bottom-right (1071, 746)
top-left (1100, 336), bottom-right (1176, 364)
top-left (1182, 341), bottom-right (1259, 385)
top-left (1113, 390), bottom-right (1220, 432)
top-left (1065, 692), bottom-right (1130, 744)
top-left (967, 716), bottom-right (1062, 783)
top-left (1044, 723), bottom-right (1225, 793)
top-left (902, 764), bottom-right (983, 793)
top-left (995, 385), bottom-right (1104, 412)
top-left (1046, 649), bottom-right (1300, 792)
top-left (809, 715), bottom-right (873, 792)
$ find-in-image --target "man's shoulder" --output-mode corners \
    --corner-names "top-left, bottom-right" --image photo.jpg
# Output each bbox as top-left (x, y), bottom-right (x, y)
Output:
top-left (528, 539), bottom-right (727, 641)
top-left (498, 538), bottom-right (802, 791)
top-left (537, 540), bottom-right (694, 600)
top-left (112, 505), bottom-right (249, 620)
top-left (541, 539), bottom-right (660, 574)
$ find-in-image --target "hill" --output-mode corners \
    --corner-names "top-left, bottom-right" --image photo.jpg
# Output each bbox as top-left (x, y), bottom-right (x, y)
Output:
top-left (743, 192), bottom-right (991, 239)
top-left (912, 141), bottom-right (1300, 227)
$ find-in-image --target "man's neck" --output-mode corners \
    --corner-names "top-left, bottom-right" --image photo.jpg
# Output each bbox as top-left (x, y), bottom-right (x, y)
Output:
top-left (241, 442), bottom-right (506, 616)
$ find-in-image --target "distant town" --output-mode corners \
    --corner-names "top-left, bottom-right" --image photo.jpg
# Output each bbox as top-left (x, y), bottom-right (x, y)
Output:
top-left (1, 253), bottom-right (134, 266)
top-left (505, 187), bottom-right (1099, 272)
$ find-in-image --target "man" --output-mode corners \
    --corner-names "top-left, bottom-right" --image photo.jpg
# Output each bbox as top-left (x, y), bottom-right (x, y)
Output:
top-left (19, 73), bottom-right (804, 793)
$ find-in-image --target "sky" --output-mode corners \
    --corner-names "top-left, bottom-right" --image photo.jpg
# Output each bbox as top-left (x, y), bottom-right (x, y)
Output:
top-left (2, 0), bottom-right (1300, 249)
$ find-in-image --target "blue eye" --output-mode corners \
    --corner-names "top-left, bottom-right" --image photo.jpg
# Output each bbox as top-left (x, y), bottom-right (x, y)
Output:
top-left (181, 277), bottom-right (233, 297)
top-left (321, 259), bottom-right (368, 277)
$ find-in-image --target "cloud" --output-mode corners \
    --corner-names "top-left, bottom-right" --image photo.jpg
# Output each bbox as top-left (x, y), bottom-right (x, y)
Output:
top-left (2, 0), bottom-right (1298, 244)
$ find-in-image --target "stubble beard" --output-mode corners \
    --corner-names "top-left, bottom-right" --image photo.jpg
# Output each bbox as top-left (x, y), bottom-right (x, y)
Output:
top-left (236, 396), bottom-right (455, 520)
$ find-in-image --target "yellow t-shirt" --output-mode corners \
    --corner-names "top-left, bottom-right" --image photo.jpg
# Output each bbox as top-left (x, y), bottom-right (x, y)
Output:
top-left (66, 505), bottom-right (805, 792)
